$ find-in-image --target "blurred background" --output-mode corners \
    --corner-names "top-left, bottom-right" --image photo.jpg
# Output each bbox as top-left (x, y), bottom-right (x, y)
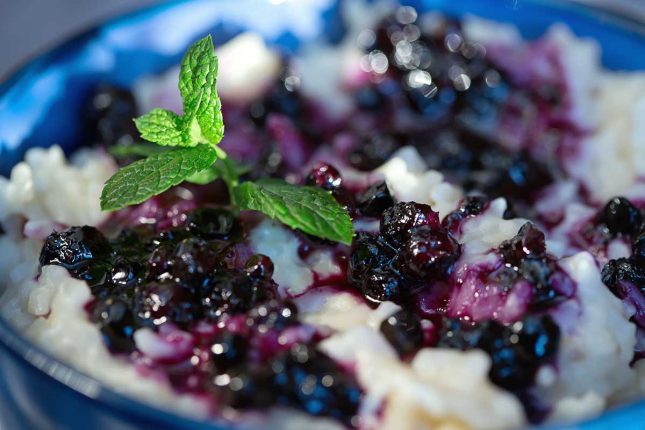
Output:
top-left (0, 0), bottom-right (644, 79)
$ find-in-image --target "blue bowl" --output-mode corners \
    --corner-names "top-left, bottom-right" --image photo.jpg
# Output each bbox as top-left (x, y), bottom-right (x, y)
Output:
top-left (0, 1), bottom-right (643, 429)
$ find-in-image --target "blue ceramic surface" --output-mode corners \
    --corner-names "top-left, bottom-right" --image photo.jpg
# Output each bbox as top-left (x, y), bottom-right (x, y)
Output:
top-left (0, 1), bottom-right (643, 429)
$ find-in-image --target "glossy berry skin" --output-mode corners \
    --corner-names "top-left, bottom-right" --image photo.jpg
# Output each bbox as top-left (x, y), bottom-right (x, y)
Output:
top-left (496, 223), bottom-right (570, 309)
top-left (91, 298), bottom-right (138, 353)
top-left (356, 181), bottom-right (394, 217)
top-left (40, 226), bottom-right (111, 269)
top-left (380, 202), bottom-right (440, 245)
top-left (380, 310), bottom-right (424, 355)
top-left (40, 226), bottom-right (112, 285)
top-left (347, 233), bottom-right (397, 285)
top-left (498, 223), bottom-right (546, 265)
top-left (438, 315), bottom-right (560, 392)
top-left (305, 163), bottom-right (343, 191)
top-left (602, 197), bottom-right (643, 237)
top-left (401, 226), bottom-right (461, 279)
top-left (601, 257), bottom-right (645, 296)
top-left (272, 344), bottom-right (361, 425)
top-left (362, 269), bottom-right (404, 304)
top-left (347, 234), bottom-right (410, 304)
top-left (244, 254), bottom-right (275, 280)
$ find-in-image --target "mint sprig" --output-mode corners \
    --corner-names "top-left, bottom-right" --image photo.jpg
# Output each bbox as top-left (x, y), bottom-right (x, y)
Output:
top-left (101, 145), bottom-right (218, 211)
top-left (100, 34), bottom-right (355, 245)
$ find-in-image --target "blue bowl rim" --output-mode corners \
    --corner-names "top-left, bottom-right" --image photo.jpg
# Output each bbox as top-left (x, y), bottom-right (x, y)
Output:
top-left (0, 0), bottom-right (643, 428)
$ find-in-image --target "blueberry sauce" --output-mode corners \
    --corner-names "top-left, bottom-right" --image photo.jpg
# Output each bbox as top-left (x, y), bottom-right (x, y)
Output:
top-left (41, 216), bottom-right (361, 425)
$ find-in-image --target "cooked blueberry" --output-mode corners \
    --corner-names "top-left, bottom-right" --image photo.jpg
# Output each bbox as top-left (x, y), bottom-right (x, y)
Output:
top-left (211, 332), bottom-right (248, 371)
top-left (439, 315), bottom-right (560, 392)
top-left (91, 298), bottom-right (138, 353)
top-left (401, 226), bottom-right (461, 279)
top-left (602, 197), bottom-right (643, 237)
top-left (495, 151), bottom-right (553, 201)
top-left (518, 315), bottom-right (559, 360)
top-left (362, 268), bottom-right (404, 304)
top-left (204, 271), bottom-right (276, 318)
top-left (461, 195), bottom-right (488, 215)
top-left (502, 201), bottom-right (517, 220)
top-left (84, 85), bottom-right (139, 147)
top-left (40, 226), bottom-right (110, 268)
top-left (601, 257), bottom-right (645, 296)
top-left (441, 195), bottom-right (488, 233)
top-left (356, 182), bottom-right (394, 217)
top-left (380, 202), bottom-right (440, 244)
top-left (519, 258), bottom-right (560, 309)
top-left (347, 233), bottom-right (396, 285)
top-left (146, 242), bottom-right (176, 280)
top-left (272, 344), bottom-right (361, 424)
top-left (498, 223), bottom-right (546, 265)
top-left (380, 310), bottom-right (424, 355)
top-left (108, 259), bottom-right (142, 290)
top-left (185, 208), bottom-right (240, 240)
top-left (479, 325), bottom-right (531, 390)
top-left (305, 163), bottom-right (343, 191)
top-left (40, 227), bottom-right (111, 285)
top-left (169, 238), bottom-right (227, 282)
top-left (482, 316), bottom-right (560, 391)
top-left (244, 254), bottom-right (275, 280)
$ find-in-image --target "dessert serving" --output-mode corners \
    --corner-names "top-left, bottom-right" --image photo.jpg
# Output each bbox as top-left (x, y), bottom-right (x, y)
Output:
top-left (0, 2), bottom-right (643, 429)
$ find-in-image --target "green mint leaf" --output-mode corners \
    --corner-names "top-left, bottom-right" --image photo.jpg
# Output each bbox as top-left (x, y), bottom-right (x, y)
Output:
top-left (179, 35), bottom-right (224, 146)
top-left (109, 143), bottom-right (170, 159)
top-left (134, 108), bottom-right (187, 147)
top-left (101, 145), bottom-right (218, 211)
top-left (185, 166), bottom-right (219, 185)
top-left (233, 180), bottom-right (354, 245)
